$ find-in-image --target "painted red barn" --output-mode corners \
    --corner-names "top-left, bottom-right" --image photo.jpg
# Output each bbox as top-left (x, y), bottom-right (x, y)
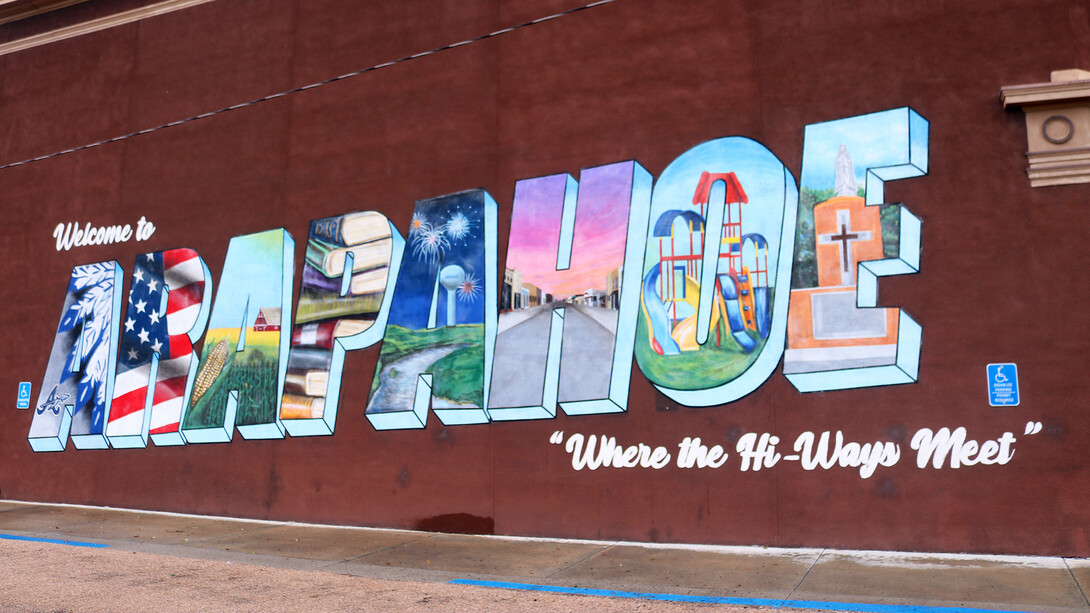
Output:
top-left (254, 307), bottom-right (282, 332)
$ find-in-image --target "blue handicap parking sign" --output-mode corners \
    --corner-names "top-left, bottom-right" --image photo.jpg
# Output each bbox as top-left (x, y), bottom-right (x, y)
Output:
top-left (987, 363), bottom-right (1019, 407)
top-left (17, 382), bottom-right (31, 409)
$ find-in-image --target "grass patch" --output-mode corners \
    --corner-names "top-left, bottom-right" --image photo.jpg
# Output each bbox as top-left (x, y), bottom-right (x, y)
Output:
top-left (431, 345), bottom-right (484, 406)
top-left (633, 316), bottom-right (766, 390)
top-left (371, 324), bottom-right (484, 406)
top-left (375, 324), bottom-right (481, 365)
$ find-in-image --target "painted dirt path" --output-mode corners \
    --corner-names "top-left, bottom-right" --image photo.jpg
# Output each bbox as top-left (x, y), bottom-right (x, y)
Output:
top-left (368, 344), bottom-right (463, 412)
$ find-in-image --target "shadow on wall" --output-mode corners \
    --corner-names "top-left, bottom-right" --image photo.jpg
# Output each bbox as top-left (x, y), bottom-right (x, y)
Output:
top-left (414, 513), bottom-right (495, 535)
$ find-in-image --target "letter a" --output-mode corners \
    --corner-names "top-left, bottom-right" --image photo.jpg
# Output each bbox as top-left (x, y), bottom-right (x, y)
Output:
top-left (181, 229), bottom-right (294, 442)
top-left (29, 261), bottom-right (123, 451)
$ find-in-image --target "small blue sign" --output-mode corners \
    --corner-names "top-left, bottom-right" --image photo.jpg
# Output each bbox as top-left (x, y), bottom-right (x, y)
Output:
top-left (17, 382), bottom-right (31, 409)
top-left (987, 363), bottom-right (1019, 407)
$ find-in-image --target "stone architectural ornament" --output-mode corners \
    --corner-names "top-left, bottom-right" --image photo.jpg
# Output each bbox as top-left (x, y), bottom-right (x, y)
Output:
top-left (1001, 69), bottom-right (1090, 187)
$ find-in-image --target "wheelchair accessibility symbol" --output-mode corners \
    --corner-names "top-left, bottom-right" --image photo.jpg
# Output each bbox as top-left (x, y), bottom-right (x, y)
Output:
top-left (987, 363), bottom-right (1019, 407)
top-left (17, 382), bottom-right (31, 409)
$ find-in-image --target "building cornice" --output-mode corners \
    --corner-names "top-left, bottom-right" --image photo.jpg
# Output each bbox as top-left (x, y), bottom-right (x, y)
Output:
top-left (0, 0), bottom-right (91, 26)
top-left (1001, 80), bottom-right (1090, 108)
top-left (0, 0), bottom-right (216, 56)
top-left (1000, 69), bottom-right (1090, 188)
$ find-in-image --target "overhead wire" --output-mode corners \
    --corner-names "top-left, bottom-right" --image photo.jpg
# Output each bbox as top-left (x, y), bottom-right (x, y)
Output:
top-left (0, 0), bottom-right (617, 171)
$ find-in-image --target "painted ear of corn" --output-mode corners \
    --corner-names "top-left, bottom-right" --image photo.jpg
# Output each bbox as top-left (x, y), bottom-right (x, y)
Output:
top-left (191, 338), bottom-right (230, 406)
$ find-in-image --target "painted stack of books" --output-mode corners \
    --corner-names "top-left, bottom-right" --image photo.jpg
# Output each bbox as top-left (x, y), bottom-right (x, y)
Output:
top-left (281, 212), bottom-right (393, 420)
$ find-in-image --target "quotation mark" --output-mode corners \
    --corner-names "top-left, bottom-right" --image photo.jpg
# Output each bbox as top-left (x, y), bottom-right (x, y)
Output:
top-left (549, 430), bottom-right (564, 444)
top-left (1024, 421), bottom-right (1042, 436)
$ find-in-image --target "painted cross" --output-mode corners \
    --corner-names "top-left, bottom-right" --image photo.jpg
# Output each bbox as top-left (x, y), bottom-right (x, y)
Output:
top-left (818, 209), bottom-right (872, 285)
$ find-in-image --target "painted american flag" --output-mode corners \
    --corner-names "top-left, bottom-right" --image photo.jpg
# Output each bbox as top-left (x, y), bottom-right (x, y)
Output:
top-left (107, 249), bottom-right (207, 441)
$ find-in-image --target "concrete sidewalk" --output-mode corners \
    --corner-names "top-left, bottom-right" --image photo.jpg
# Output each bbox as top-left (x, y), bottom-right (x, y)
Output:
top-left (0, 500), bottom-right (1086, 613)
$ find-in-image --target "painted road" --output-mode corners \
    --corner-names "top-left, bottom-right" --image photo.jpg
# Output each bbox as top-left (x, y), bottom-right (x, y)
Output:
top-left (489, 303), bottom-right (617, 408)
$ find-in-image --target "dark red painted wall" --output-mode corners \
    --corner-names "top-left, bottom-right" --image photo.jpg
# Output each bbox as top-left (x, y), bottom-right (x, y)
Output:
top-left (1, 0), bottom-right (1088, 556)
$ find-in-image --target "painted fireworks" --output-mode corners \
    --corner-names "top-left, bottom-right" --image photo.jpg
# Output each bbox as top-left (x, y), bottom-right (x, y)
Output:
top-left (407, 205), bottom-right (481, 304)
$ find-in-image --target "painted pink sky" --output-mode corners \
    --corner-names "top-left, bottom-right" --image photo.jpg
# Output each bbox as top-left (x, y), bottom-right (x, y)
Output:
top-left (506, 163), bottom-right (632, 298)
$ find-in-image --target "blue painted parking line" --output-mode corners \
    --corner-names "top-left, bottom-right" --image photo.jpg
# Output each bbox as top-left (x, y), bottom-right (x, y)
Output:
top-left (449, 579), bottom-right (1031, 613)
top-left (0, 533), bottom-right (108, 548)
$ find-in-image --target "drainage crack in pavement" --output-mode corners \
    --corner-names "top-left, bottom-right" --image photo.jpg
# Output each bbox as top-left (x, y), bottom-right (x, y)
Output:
top-left (543, 542), bottom-right (618, 585)
top-left (1063, 557), bottom-right (1090, 609)
top-left (781, 548), bottom-right (826, 607)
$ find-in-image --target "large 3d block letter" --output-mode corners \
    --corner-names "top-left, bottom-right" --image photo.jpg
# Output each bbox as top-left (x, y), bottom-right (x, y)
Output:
top-left (784, 108), bottom-right (928, 390)
top-left (181, 229), bottom-right (294, 442)
top-left (107, 249), bottom-right (212, 448)
top-left (280, 211), bottom-right (404, 436)
top-left (634, 138), bottom-right (798, 406)
top-left (489, 161), bottom-right (651, 420)
top-left (366, 190), bottom-right (497, 430)
top-left (29, 261), bottom-right (123, 451)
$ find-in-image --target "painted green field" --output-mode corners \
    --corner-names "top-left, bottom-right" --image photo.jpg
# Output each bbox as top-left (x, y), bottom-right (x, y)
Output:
top-left (633, 317), bottom-right (765, 390)
top-left (182, 330), bottom-right (283, 429)
top-left (372, 324), bottom-right (484, 407)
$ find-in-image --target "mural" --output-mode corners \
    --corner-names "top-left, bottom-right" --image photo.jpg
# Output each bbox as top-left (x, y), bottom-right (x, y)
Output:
top-left (6, 0), bottom-right (1084, 561)
top-left (365, 191), bottom-right (497, 429)
top-left (280, 212), bottom-right (403, 437)
top-left (784, 108), bottom-right (928, 391)
top-left (490, 161), bottom-right (651, 420)
top-left (27, 107), bottom-right (928, 449)
top-left (107, 249), bottom-right (212, 448)
top-left (180, 230), bottom-right (294, 443)
top-left (635, 137), bottom-right (797, 407)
